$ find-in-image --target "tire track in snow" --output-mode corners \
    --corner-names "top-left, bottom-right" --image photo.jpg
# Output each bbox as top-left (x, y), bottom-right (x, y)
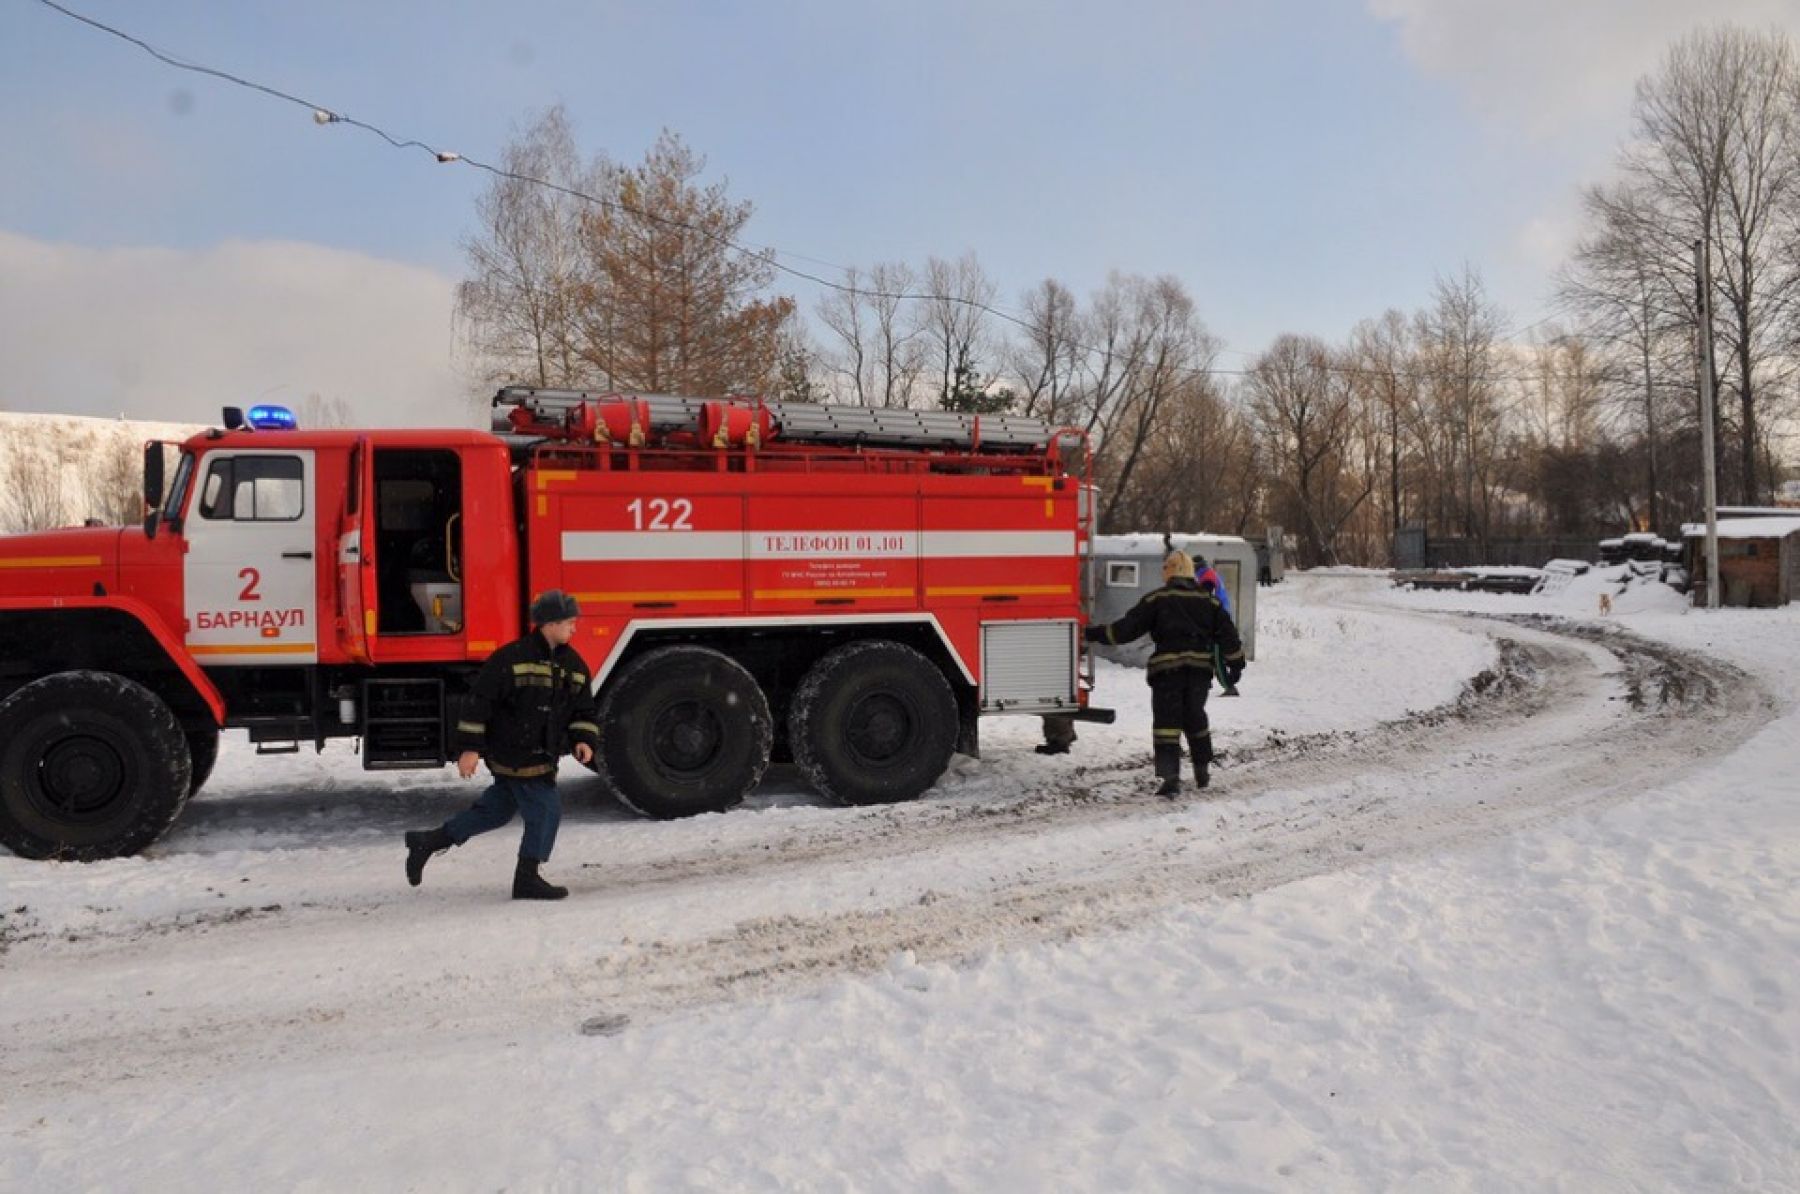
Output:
top-left (0, 611), bottom-right (1776, 1097)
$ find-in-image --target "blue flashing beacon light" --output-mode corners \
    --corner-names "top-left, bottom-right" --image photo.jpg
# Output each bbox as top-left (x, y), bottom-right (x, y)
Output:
top-left (247, 404), bottom-right (299, 430)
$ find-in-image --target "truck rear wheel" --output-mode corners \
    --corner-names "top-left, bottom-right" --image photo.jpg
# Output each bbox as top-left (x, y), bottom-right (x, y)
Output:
top-left (789, 640), bottom-right (958, 806)
top-left (595, 646), bottom-right (773, 819)
top-left (0, 672), bottom-right (193, 861)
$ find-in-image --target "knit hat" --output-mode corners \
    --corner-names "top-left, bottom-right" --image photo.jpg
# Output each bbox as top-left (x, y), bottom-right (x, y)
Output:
top-left (530, 589), bottom-right (581, 625)
top-left (1162, 550), bottom-right (1196, 581)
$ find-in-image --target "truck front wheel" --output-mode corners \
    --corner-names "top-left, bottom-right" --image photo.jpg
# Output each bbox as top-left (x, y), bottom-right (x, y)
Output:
top-left (595, 646), bottom-right (773, 819)
top-left (186, 728), bottom-right (221, 797)
top-left (789, 641), bottom-right (958, 806)
top-left (0, 672), bottom-right (193, 861)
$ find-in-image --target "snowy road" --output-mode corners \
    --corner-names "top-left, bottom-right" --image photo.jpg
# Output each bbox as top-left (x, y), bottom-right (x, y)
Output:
top-left (2, 573), bottom-right (1794, 1191)
top-left (1, 584), bottom-right (1774, 1078)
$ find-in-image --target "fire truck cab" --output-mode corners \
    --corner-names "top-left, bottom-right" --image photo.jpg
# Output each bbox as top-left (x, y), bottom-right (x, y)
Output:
top-left (0, 391), bottom-right (1111, 860)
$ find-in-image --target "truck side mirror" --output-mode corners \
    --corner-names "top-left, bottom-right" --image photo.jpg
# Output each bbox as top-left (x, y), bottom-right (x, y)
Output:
top-left (143, 443), bottom-right (164, 539)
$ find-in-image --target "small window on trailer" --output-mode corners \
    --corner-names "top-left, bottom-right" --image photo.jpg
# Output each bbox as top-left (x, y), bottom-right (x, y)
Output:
top-left (1105, 561), bottom-right (1139, 587)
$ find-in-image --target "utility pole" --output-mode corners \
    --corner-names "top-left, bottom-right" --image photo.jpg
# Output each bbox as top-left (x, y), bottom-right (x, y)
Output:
top-left (1695, 239), bottom-right (1721, 611)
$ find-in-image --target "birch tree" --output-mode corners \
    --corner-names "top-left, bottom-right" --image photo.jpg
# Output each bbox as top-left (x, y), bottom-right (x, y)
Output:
top-left (458, 106), bottom-right (597, 388)
top-left (815, 262), bottom-right (928, 407)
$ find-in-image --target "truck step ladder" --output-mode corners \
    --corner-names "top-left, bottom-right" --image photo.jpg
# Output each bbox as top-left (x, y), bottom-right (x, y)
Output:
top-left (362, 678), bottom-right (446, 770)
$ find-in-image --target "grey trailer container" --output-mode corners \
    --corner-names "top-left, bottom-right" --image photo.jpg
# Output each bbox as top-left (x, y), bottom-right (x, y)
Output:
top-left (1088, 533), bottom-right (1258, 665)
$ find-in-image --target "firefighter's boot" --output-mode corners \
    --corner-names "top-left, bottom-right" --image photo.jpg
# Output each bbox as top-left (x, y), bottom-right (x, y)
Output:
top-left (1154, 744), bottom-right (1182, 798)
top-left (1036, 716), bottom-right (1077, 755)
top-left (513, 857), bottom-right (569, 901)
top-left (404, 826), bottom-right (454, 887)
top-left (1190, 732), bottom-right (1214, 791)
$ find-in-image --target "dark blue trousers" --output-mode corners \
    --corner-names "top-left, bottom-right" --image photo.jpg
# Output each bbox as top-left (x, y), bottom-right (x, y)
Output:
top-left (443, 774), bottom-right (561, 861)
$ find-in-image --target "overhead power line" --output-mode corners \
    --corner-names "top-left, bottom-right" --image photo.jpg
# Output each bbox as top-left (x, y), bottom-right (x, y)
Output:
top-left (34, 0), bottom-right (1607, 392)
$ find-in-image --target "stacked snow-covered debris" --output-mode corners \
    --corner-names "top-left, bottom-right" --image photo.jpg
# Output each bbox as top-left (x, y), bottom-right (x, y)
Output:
top-left (1601, 532), bottom-right (1677, 565)
top-left (1461, 565), bottom-right (1543, 594)
top-left (1392, 557), bottom-right (1693, 605)
top-left (1623, 532), bottom-right (1672, 559)
top-left (1534, 559), bottom-right (1591, 596)
top-left (1563, 561), bottom-right (1691, 614)
top-left (1390, 566), bottom-right (1543, 594)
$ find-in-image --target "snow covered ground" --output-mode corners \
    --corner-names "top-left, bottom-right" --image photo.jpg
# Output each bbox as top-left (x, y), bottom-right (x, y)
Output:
top-left (2, 573), bottom-right (1796, 1191)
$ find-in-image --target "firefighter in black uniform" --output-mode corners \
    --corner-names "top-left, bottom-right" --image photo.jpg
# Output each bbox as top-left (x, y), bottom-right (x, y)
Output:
top-left (1085, 550), bottom-right (1246, 796)
top-left (404, 590), bottom-right (602, 899)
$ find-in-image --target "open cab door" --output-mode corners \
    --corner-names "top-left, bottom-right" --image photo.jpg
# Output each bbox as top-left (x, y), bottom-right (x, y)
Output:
top-left (336, 437), bottom-right (375, 663)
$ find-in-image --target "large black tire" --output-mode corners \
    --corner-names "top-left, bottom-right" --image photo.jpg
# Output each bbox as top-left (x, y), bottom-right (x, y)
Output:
top-left (0, 671), bottom-right (193, 861)
top-left (789, 640), bottom-right (958, 806)
top-left (595, 646), bottom-right (773, 819)
top-left (185, 727), bottom-right (221, 797)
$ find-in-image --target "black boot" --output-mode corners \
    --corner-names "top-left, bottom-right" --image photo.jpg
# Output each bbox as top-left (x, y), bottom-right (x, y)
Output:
top-left (1194, 759), bottom-right (1211, 790)
top-left (513, 857), bottom-right (569, 901)
top-left (1153, 743), bottom-right (1182, 798)
top-left (404, 826), bottom-right (454, 887)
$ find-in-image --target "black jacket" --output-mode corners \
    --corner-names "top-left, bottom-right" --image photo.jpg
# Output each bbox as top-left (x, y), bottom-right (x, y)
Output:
top-left (451, 631), bottom-right (602, 779)
top-left (1085, 577), bottom-right (1246, 682)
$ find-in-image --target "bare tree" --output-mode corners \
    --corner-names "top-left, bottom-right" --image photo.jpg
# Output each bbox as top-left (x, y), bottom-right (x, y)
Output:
top-left (1008, 278), bottom-right (1084, 424)
top-left (1106, 373), bottom-right (1258, 536)
top-left (1246, 336), bottom-right (1369, 565)
top-left (1520, 327), bottom-right (1605, 452)
top-left (1348, 310), bottom-right (1419, 545)
top-left (773, 324), bottom-right (830, 403)
top-left (458, 106), bottom-right (599, 388)
top-left (814, 267), bottom-right (871, 405)
top-left (1418, 267), bottom-right (1508, 545)
top-left (1559, 179), bottom-right (1696, 530)
top-left (4, 446), bottom-right (69, 533)
top-left (815, 262), bottom-right (928, 408)
top-left (1071, 272), bottom-right (1150, 445)
top-left (920, 253), bottom-right (997, 407)
top-left (296, 393), bottom-right (356, 428)
top-left (1623, 26), bottom-right (1800, 503)
top-left (89, 432), bottom-right (144, 526)
top-left (1088, 275), bottom-right (1219, 531)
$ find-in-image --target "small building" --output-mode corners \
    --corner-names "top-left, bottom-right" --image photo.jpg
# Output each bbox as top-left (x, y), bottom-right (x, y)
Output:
top-left (1681, 516), bottom-right (1800, 607)
top-left (1089, 533), bottom-right (1259, 663)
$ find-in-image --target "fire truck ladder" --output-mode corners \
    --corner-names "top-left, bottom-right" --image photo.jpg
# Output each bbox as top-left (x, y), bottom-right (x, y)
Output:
top-left (492, 387), bottom-right (1062, 454)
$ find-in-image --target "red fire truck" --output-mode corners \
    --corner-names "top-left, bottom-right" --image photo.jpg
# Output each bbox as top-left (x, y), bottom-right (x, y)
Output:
top-left (0, 389), bottom-right (1111, 860)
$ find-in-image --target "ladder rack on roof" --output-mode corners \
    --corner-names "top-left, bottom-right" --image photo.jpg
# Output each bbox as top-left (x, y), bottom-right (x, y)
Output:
top-left (491, 386), bottom-right (1061, 455)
